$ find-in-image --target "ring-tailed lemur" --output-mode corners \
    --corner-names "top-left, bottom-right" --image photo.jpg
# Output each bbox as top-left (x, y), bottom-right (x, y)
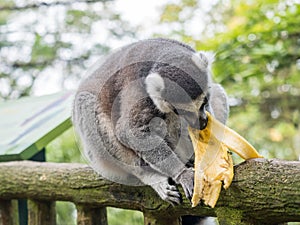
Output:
top-left (72, 38), bottom-right (229, 207)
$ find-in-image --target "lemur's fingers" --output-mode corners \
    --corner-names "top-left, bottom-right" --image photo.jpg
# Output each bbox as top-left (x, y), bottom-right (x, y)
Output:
top-left (151, 178), bottom-right (182, 206)
top-left (177, 168), bottom-right (194, 202)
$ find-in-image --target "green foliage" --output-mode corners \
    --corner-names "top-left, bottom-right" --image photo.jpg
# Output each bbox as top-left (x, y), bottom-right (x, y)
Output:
top-left (203, 0), bottom-right (300, 160)
top-left (46, 128), bottom-right (85, 163)
top-left (56, 202), bottom-right (76, 225)
top-left (0, 0), bottom-right (136, 100)
top-left (31, 34), bottom-right (58, 63)
top-left (159, 0), bottom-right (300, 160)
top-left (160, 4), bottom-right (182, 22)
top-left (107, 207), bottom-right (143, 225)
top-left (157, 0), bottom-right (229, 40)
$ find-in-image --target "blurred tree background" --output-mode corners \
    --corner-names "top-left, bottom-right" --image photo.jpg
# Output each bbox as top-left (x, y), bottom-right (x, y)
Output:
top-left (159, 0), bottom-right (300, 161)
top-left (0, 0), bottom-right (299, 224)
top-left (0, 0), bottom-right (135, 99)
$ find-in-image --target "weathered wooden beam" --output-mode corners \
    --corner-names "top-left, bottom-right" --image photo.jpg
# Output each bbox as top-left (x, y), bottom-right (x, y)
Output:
top-left (0, 200), bottom-right (13, 225)
top-left (0, 200), bottom-right (18, 225)
top-left (76, 205), bottom-right (107, 225)
top-left (143, 212), bottom-right (181, 225)
top-left (0, 159), bottom-right (299, 225)
top-left (27, 200), bottom-right (56, 225)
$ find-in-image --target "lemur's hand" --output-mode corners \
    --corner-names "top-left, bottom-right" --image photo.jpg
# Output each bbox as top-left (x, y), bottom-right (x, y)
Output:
top-left (175, 168), bottom-right (194, 201)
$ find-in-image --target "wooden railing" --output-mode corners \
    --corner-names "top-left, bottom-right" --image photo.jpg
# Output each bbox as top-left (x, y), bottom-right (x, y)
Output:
top-left (0, 159), bottom-right (300, 225)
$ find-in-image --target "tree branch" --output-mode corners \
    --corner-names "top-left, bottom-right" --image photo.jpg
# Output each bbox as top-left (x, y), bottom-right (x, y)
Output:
top-left (0, 159), bottom-right (299, 224)
top-left (0, 0), bottom-right (111, 11)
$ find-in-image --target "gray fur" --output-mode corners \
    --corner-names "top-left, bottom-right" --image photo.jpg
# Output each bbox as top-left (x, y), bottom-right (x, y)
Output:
top-left (72, 38), bottom-right (229, 205)
top-left (209, 84), bottom-right (229, 124)
top-left (145, 72), bottom-right (172, 113)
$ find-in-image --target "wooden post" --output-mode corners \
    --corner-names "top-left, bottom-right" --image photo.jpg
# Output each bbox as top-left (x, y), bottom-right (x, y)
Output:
top-left (28, 200), bottom-right (56, 225)
top-left (143, 212), bottom-right (181, 225)
top-left (76, 205), bottom-right (107, 225)
top-left (18, 148), bottom-right (48, 225)
top-left (0, 200), bottom-right (13, 225)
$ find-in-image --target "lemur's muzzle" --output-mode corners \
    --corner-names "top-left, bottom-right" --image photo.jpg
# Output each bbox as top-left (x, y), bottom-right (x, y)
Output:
top-left (183, 110), bottom-right (208, 130)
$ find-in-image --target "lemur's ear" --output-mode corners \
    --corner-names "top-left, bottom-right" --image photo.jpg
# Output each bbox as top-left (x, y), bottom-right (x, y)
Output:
top-left (192, 51), bottom-right (215, 70)
top-left (199, 51), bottom-right (215, 66)
top-left (145, 72), bottom-right (172, 113)
top-left (145, 73), bottom-right (165, 97)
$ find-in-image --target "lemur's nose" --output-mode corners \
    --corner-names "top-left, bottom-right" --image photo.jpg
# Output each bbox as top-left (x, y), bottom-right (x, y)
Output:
top-left (185, 111), bottom-right (207, 130)
top-left (199, 115), bottom-right (208, 130)
top-left (198, 110), bottom-right (208, 130)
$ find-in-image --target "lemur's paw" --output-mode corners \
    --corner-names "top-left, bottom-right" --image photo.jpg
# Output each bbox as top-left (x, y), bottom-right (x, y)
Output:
top-left (175, 168), bottom-right (194, 201)
top-left (151, 178), bottom-right (182, 206)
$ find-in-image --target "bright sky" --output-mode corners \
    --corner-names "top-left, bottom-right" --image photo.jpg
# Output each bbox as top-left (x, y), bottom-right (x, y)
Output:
top-left (33, 0), bottom-right (170, 96)
top-left (113, 0), bottom-right (176, 41)
top-left (114, 0), bottom-right (165, 27)
top-left (112, 0), bottom-right (206, 39)
top-left (32, 0), bottom-right (215, 96)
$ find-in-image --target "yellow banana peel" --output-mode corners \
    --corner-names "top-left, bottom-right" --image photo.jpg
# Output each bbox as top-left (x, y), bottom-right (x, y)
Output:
top-left (188, 112), bottom-right (263, 208)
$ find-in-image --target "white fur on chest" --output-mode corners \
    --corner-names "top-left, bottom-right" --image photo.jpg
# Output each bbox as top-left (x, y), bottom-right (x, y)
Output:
top-left (165, 114), bottom-right (194, 164)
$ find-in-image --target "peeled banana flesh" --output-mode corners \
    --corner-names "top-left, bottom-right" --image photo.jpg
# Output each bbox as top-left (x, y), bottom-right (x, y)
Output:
top-left (188, 112), bottom-right (263, 208)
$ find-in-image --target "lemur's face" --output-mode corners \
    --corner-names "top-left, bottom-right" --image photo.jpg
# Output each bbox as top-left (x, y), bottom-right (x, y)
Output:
top-left (171, 92), bottom-right (210, 130)
top-left (145, 71), bottom-right (211, 130)
top-left (144, 49), bottom-right (214, 131)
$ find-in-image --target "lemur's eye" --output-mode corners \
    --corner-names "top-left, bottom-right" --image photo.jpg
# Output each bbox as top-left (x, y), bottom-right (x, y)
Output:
top-left (200, 96), bottom-right (209, 110)
top-left (199, 97), bottom-right (208, 111)
top-left (173, 108), bottom-right (179, 115)
top-left (203, 96), bottom-right (209, 105)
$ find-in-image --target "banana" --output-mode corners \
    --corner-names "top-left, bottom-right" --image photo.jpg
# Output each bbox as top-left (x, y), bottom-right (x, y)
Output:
top-left (188, 112), bottom-right (263, 208)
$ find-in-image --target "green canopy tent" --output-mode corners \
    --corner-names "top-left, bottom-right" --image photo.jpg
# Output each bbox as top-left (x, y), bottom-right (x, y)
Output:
top-left (0, 91), bottom-right (74, 162)
top-left (0, 91), bottom-right (74, 225)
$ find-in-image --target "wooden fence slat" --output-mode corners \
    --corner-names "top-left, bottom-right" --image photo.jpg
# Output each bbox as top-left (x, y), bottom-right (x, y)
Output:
top-left (11, 200), bottom-right (19, 225)
top-left (76, 205), bottom-right (107, 225)
top-left (28, 200), bottom-right (56, 225)
top-left (143, 212), bottom-right (181, 225)
top-left (0, 200), bottom-right (13, 225)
